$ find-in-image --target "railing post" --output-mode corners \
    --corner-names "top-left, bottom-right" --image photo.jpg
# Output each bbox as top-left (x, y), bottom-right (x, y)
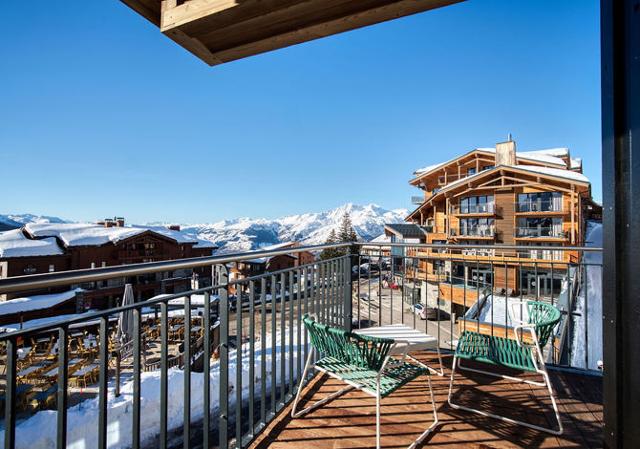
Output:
top-left (344, 253), bottom-right (353, 332)
top-left (218, 265), bottom-right (230, 449)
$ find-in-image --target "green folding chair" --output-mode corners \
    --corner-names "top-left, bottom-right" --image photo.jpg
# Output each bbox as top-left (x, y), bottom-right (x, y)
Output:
top-left (292, 315), bottom-right (438, 449)
top-left (447, 300), bottom-right (563, 434)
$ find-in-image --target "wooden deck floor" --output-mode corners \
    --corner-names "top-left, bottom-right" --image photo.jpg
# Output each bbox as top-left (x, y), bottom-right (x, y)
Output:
top-left (249, 353), bottom-right (602, 449)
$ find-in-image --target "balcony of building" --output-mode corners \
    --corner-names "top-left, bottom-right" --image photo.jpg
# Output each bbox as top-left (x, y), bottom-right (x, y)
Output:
top-left (0, 242), bottom-right (602, 449)
top-left (450, 203), bottom-right (500, 217)
top-left (515, 227), bottom-right (569, 241)
top-left (449, 226), bottom-right (496, 240)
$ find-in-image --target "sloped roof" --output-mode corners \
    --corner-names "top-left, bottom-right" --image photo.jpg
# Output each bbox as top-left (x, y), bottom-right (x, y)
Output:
top-left (0, 229), bottom-right (64, 258)
top-left (384, 223), bottom-right (428, 239)
top-left (0, 289), bottom-right (82, 316)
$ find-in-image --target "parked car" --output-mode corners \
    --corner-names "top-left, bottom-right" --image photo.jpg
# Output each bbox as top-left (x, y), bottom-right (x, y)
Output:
top-left (411, 303), bottom-right (449, 320)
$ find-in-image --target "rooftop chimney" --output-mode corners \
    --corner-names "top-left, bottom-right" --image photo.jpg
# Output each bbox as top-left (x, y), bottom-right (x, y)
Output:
top-left (495, 137), bottom-right (516, 166)
top-left (115, 217), bottom-right (125, 227)
top-left (168, 224), bottom-right (181, 232)
top-left (104, 218), bottom-right (115, 228)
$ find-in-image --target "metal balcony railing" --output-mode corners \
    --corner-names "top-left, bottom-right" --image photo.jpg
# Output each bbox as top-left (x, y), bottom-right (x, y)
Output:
top-left (450, 226), bottom-right (496, 238)
top-left (450, 203), bottom-right (498, 215)
top-left (0, 241), bottom-right (602, 449)
top-left (516, 227), bottom-right (567, 238)
top-left (516, 200), bottom-right (563, 213)
top-left (411, 195), bottom-right (424, 205)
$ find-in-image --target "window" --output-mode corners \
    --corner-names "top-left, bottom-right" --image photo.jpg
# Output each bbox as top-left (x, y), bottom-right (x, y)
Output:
top-left (482, 164), bottom-right (494, 171)
top-left (49, 264), bottom-right (55, 272)
top-left (467, 167), bottom-right (476, 176)
top-left (517, 192), bottom-right (562, 212)
top-left (459, 195), bottom-right (494, 213)
top-left (459, 218), bottom-right (494, 236)
top-left (517, 217), bottom-right (563, 237)
top-left (24, 264), bottom-right (37, 274)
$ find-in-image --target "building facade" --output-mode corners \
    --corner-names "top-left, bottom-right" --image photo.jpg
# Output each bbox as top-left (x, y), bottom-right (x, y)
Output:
top-left (0, 219), bottom-right (217, 309)
top-left (406, 139), bottom-right (600, 315)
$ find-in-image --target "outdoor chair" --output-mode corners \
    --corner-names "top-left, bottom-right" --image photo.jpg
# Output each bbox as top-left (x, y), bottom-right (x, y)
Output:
top-left (447, 300), bottom-right (563, 434)
top-left (292, 315), bottom-right (438, 449)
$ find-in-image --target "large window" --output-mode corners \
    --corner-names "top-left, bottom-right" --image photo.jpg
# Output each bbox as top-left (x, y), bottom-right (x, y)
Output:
top-left (459, 218), bottom-right (494, 236)
top-left (459, 195), bottom-right (494, 214)
top-left (517, 217), bottom-right (564, 238)
top-left (517, 191), bottom-right (562, 212)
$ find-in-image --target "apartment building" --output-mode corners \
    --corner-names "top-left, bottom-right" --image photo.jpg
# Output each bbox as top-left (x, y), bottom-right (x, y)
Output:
top-left (406, 139), bottom-right (600, 314)
top-left (0, 219), bottom-right (217, 309)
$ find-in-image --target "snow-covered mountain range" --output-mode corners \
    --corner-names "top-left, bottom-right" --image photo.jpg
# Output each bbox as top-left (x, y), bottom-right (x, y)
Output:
top-left (0, 214), bottom-right (69, 231)
top-left (1, 204), bottom-right (408, 253)
top-left (178, 203), bottom-right (407, 253)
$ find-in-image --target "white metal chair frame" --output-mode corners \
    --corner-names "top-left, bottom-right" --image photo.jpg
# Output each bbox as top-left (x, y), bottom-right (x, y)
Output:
top-left (292, 336), bottom-right (439, 449)
top-left (447, 300), bottom-right (564, 435)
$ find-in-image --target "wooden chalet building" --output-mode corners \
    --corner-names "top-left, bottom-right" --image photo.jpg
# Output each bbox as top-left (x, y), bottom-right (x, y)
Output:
top-left (228, 241), bottom-right (315, 294)
top-left (0, 219), bottom-right (217, 318)
top-left (406, 139), bottom-right (601, 315)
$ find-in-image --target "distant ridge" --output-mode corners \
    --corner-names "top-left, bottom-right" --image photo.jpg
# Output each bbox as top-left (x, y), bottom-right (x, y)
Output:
top-left (1, 204), bottom-right (408, 254)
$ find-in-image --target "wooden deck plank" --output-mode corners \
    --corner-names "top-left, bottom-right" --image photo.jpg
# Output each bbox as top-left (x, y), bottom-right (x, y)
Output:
top-left (248, 353), bottom-right (602, 449)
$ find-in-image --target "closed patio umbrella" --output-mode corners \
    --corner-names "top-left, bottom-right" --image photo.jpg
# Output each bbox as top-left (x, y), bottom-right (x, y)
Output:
top-left (116, 283), bottom-right (135, 346)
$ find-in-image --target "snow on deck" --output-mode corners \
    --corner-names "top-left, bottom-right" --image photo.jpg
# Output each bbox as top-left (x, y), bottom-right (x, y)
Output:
top-left (0, 331), bottom-right (304, 449)
top-left (0, 229), bottom-right (64, 258)
top-left (0, 289), bottom-right (83, 316)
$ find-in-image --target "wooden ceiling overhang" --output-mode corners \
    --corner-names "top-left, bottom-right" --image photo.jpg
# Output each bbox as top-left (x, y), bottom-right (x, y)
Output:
top-left (120, 0), bottom-right (464, 65)
top-left (405, 165), bottom-right (591, 221)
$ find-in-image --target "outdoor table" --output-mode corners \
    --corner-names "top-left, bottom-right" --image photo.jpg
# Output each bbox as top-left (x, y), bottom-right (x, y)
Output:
top-left (42, 358), bottom-right (84, 378)
top-left (17, 361), bottom-right (52, 378)
top-left (353, 324), bottom-right (443, 376)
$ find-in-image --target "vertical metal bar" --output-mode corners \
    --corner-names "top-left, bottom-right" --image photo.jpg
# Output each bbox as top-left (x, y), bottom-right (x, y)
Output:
top-left (280, 272), bottom-right (286, 405)
top-left (260, 277), bottom-right (267, 425)
top-left (270, 274), bottom-right (277, 414)
top-left (289, 270), bottom-right (294, 397)
top-left (219, 270), bottom-right (230, 449)
top-left (401, 254), bottom-right (405, 325)
top-left (296, 268), bottom-right (302, 384)
top-left (98, 316), bottom-right (109, 449)
top-left (357, 254), bottom-right (361, 328)
top-left (302, 266), bottom-right (309, 377)
top-left (236, 283), bottom-right (242, 448)
top-left (378, 253), bottom-right (382, 326)
top-left (390, 254), bottom-right (394, 325)
top-left (249, 280), bottom-right (255, 436)
top-left (344, 255), bottom-right (353, 331)
top-left (132, 308), bottom-right (142, 449)
top-left (203, 290), bottom-right (211, 449)
top-left (184, 294), bottom-right (192, 449)
top-left (584, 263), bottom-right (590, 369)
top-left (4, 338), bottom-right (17, 449)
top-left (160, 301), bottom-right (169, 449)
top-left (57, 326), bottom-right (69, 449)
top-left (368, 258), bottom-right (372, 325)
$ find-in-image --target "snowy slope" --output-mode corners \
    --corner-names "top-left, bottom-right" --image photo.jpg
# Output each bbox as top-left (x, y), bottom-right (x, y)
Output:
top-left (178, 203), bottom-right (407, 253)
top-left (0, 213), bottom-right (69, 227)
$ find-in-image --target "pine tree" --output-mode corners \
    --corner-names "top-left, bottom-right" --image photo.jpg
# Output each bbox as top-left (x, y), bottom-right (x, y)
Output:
top-left (319, 229), bottom-right (339, 260)
top-left (337, 212), bottom-right (359, 256)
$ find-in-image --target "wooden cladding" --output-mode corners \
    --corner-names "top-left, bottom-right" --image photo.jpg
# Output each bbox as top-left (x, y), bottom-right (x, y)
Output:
top-left (121, 0), bottom-right (464, 65)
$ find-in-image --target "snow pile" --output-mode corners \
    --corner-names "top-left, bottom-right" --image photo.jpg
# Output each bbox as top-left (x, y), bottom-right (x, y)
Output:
top-left (1, 332), bottom-right (306, 449)
top-left (177, 203), bottom-right (407, 254)
top-left (570, 221), bottom-right (603, 370)
top-left (0, 289), bottom-right (83, 316)
top-left (0, 229), bottom-right (64, 258)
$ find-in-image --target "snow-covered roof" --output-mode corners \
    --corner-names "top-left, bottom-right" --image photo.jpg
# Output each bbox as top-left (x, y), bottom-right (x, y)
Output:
top-left (370, 234), bottom-right (391, 243)
top-left (0, 289), bottom-right (83, 316)
top-left (413, 146), bottom-right (569, 178)
top-left (436, 164), bottom-right (589, 194)
top-left (516, 165), bottom-right (589, 183)
top-left (0, 229), bottom-right (64, 258)
top-left (24, 223), bottom-right (217, 249)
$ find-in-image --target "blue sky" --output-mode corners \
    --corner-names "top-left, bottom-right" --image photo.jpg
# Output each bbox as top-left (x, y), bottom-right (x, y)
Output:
top-left (0, 0), bottom-right (601, 223)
